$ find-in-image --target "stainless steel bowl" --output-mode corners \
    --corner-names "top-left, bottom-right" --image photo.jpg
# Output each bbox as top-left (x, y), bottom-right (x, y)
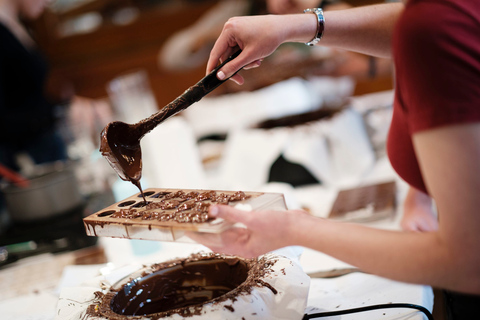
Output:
top-left (2, 162), bottom-right (83, 222)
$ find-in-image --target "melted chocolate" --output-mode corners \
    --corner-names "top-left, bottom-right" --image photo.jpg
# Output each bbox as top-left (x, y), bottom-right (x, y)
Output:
top-left (99, 51), bottom-right (241, 202)
top-left (100, 123), bottom-right (146, 202)
top-left (90, 252), bottom-right (278, 319)
top-left (111, 258), bottom-right (248, 316)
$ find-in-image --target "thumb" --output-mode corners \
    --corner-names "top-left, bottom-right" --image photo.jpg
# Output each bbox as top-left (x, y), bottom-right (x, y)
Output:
top-left (209, 204), bottom-right (251, 225)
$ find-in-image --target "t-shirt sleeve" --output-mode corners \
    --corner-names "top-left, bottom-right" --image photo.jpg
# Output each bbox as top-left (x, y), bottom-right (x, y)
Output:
top-left (394, 1), bottom-right (480, 133)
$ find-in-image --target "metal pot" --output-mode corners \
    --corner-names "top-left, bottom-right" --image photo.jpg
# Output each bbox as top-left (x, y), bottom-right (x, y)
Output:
top-left (2, 162), bottom-right (84, 222)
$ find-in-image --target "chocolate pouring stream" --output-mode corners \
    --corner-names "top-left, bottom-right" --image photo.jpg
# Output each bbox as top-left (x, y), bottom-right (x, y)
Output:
top-left (100, 51), bottom-right (242, 200)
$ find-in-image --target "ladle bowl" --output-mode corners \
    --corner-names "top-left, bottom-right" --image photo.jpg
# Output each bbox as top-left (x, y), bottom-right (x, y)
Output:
top-left (100, 121), bottom-right (142, 184)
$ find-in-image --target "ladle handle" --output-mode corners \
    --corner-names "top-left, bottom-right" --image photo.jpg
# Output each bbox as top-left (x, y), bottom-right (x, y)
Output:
top-left (192, 49), bottom-right (243, 95)
top-left (138, 50), bottom-right (242, 135)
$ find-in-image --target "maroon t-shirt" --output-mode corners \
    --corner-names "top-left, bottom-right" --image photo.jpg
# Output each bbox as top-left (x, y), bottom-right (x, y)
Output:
top-left (387, 0), bottom-right (480, 194)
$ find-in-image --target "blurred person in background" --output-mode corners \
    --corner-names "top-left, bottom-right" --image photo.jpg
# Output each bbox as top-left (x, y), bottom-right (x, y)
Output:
top-left (196, 0), bottom-right (480, 318)
top-left (159, 0), bottom-right (266, 72)
top-left (0, 0), bottom-right (71, 172)
top-left (0, 0), bottom-right (114, 216)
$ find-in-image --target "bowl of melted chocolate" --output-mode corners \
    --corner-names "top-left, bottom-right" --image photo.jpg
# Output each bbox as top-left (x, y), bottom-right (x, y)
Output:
top-left (95, 253), bottom-right (278, 319)
top-left (111, 257), bottom-right (247, 316)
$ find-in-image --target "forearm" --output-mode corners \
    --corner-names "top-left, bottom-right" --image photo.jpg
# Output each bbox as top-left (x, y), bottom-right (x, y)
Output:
top-left (283, 3), bottom-right (404, 58)
top-left (289, 214), bottom-right (479, 294)
top-left (322, 3), bottom-right (403, 58)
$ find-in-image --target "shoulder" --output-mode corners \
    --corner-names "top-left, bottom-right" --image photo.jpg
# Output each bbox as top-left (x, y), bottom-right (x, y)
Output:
top-left (400, 0), bottom-right (479, 49)
top-left (393, 0), bottom-right (480, 132)
top-left (396, 0), bottom-right (480, 79)
top-left (395, 0), bottom-right (480, 86)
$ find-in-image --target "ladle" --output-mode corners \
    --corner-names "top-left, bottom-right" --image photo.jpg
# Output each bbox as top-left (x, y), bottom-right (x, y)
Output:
top-left (100, 50), bottom-right (241, 198)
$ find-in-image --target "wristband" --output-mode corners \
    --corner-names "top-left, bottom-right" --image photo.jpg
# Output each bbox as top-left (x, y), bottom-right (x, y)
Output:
top-left (304, 8), bottom-right (325, 46)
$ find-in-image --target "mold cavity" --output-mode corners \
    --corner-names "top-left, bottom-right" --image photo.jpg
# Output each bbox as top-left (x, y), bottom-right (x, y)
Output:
top-left (138, 191), bottom-right (155, 198)
top-left (150, 192), bottom-right (169, 199)
top-left (132, 201), bottom-right (151, 208)
top-left (110, 258), bottom-right (249, 316)
top-left (98, 210), bottom-right (116, 217)
top-left (118, 200), bottom-right (136, 207)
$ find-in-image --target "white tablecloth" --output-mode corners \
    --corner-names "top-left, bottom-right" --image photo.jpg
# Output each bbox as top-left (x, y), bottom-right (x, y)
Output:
top-left (305, 274), bottom-right (433, 320)
top-left (0, 242), bottom-right (433, 320)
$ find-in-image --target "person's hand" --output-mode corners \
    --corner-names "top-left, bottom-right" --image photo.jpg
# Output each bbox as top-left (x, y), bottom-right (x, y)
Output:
top-left (266, 0), bottom-right (322, 14)
top-left (189, 205), bottom-right (309, 258)
top-left (400, 187), bottom-right (438, 232)
top-left (206, 15), bottom-right (298, 85)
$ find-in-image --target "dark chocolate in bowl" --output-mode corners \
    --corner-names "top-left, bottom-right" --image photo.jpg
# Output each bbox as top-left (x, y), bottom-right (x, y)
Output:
top-left (110, 257), bottom-right (249, 316)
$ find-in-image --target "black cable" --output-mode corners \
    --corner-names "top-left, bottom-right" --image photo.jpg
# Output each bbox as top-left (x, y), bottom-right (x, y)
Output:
top-left (303, 303), bottom-right (434, 320)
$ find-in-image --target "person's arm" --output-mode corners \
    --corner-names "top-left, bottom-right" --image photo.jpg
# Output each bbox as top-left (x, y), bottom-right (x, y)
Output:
top-left (293, 123), bottom-right (480, 295)
top-left (196, 123), bottom-right (480, 295)
top-left (207, 3), bottom-right (403, 84)
top-left (321, 3), bottom-right (402, 58)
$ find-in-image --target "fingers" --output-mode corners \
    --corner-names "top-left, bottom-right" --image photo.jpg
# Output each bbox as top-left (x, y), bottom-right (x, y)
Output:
top-left (186, 230), bottom-right (221, 248)
top-left (229, 74), bottom-right (244, 85)
top-left (215, 50), bottom-right (252, 81)
top-left (219, 227), bottom-right (251, 253)
top-left (243, 59), bottom-right (263, 70)
top-left (206, 39), bottom-right (234, 75)
top-left (187, 227), bottom-right (253, 257)
top-left (207, 49), bottom-right (246, 85)
top-left (219, 58), bottom-right (262, 85)
top-left (209, 204), bottom-right (252, 225)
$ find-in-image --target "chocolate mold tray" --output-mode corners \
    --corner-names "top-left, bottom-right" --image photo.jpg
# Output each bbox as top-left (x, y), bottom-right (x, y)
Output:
top-left (83, 188), bottom-right (286, 243)
top-left (328, 181), bottom-right (397, 222)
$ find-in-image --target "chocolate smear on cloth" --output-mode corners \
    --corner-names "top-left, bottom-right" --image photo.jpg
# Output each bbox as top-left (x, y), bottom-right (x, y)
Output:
top-left (88, 253), bottom-right (279, 319)
top-left (99, 51), bottom-right (241, 202)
